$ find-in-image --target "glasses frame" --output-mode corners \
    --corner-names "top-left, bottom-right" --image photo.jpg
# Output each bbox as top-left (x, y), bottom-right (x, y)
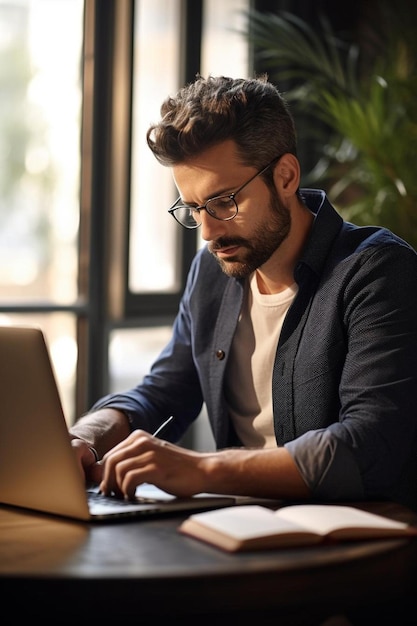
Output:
top-left (168, 155), bottom-right (281, 229)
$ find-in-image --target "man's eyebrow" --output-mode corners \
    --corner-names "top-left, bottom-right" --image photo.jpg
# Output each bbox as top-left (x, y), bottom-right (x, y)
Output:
top-left (180, 186), bottom-right (235, 206)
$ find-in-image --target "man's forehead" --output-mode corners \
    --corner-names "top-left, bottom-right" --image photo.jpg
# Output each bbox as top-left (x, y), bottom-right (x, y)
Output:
top-left (172, 142), bottom-right (249, 200)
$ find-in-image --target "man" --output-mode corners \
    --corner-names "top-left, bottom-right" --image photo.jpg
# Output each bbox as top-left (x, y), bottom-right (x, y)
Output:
top-left (70, 75), bottom-right (417, 510)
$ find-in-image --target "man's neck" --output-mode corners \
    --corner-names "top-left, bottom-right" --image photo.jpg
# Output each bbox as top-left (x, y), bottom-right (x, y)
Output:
top-left (256, 202), bottom-right (314, 295)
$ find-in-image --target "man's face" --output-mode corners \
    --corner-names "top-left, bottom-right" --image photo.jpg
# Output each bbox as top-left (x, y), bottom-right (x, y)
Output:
top-left (172, 141), bottom-right (291, 279)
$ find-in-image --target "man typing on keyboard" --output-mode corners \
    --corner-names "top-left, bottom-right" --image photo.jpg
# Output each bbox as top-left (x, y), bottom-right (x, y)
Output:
top-left (70, 75), bottom-right (417, 511)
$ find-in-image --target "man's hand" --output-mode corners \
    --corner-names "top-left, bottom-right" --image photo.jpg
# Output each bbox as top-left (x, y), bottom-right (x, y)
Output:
top-left (71, 437), bottom-right (104, 484)
top-left (93, 429), bottom-right (310, 502)
top-left (69, 408), bottom-right (131, 483)
top-left (98, 430), bottom-right (210, 499)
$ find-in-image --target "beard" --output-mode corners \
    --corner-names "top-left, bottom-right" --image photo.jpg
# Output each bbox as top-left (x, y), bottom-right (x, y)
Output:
top-left (208, 189), bottom-right (291, 279)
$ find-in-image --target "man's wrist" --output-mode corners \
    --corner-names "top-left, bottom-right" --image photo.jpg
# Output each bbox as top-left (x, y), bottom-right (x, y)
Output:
top-left (71, 436), bottom-right (100, 462)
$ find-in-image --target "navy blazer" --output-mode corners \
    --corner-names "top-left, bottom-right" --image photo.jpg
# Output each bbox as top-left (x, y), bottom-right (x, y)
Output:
top-left (94, 190), bottom-right (417, 509)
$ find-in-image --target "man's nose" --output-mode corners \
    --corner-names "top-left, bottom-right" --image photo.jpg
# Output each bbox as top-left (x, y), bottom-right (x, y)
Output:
top-left (199, 211), bottom-right (228, 241)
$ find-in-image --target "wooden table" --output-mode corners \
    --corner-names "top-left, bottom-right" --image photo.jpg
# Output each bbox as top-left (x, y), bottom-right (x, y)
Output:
top-left (1, 501), bottom-right (417, 625)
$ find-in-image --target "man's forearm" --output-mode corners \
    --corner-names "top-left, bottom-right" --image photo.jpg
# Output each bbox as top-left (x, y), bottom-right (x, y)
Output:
top-left (203, 446), bottom-right (311, 500)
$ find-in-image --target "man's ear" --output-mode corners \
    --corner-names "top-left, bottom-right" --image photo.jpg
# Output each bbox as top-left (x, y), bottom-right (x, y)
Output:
top-left (273, 153), bottom-right (300, 197)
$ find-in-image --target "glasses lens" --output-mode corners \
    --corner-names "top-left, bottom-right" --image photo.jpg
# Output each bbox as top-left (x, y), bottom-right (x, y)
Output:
top-left (173, 206), bottom-right (200, 229)
top-left (206, 196), bottom-right (237, 220)
top-left (169, 195), bottom-right (238, 229)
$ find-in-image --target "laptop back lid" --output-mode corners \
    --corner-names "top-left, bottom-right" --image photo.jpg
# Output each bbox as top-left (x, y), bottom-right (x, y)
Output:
top-left (0, 325), bottom-right (92, 520)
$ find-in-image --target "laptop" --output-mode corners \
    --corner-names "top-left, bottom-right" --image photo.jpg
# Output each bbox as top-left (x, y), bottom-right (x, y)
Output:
top-left (0, 325), bottom-right (242, 522)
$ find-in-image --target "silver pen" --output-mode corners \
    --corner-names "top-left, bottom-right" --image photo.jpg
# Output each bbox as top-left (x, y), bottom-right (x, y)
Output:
top-left (152, 415), bottom-right (175, 437)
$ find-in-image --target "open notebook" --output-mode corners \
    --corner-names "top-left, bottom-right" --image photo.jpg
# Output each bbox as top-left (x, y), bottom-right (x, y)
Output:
top-left (0, 325), bottom-right (241, 522)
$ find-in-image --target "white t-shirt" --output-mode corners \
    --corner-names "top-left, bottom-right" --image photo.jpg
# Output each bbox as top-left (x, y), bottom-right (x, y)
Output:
top-left (225, 271), bottom-right (298, 448)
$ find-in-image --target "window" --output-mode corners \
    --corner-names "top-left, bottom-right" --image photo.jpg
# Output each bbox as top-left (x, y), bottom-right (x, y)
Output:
top-left (129, 0), bottom-right (182, 295)
top-left (201, 0), bottom-right (249, 76)
top-left (0, 0), bottom-right (84, 422)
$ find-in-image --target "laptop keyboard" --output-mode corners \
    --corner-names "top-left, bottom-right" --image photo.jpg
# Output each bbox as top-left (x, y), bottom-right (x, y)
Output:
top-left (87, 489), bottom-right (159, 507)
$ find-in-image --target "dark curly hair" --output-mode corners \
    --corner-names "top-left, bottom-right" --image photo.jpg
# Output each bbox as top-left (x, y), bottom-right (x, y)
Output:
top-left (146, 75), bottom-right (297, 176)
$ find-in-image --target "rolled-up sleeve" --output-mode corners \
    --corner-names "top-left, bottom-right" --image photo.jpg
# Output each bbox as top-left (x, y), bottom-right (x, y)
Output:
top-left (285, 430), bottom-right (364, 501)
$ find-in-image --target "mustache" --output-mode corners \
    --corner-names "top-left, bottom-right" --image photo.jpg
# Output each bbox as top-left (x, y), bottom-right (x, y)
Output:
top-left (210, 237), bottom-right (249, 251)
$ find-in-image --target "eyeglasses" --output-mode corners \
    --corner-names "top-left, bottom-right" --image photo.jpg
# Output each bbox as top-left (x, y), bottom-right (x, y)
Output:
top-left (168, 156), bottom-right (281, 229)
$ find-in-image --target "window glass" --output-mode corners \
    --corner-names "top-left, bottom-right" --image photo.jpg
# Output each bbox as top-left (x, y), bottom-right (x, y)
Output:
top-left (0, 0), bottom-right (83, 425)
top-left (129, 0), bottom-right (182, 293)
top-left (201, 0), bottom-right (249, 77)
top-left (0, 0), bottom-right (83, 303)
top-left (109, 326), bottom-right (173, 393)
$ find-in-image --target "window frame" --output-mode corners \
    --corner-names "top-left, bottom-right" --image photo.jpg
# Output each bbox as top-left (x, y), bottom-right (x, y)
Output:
top-left (80, 0), bottom-right (205, 408)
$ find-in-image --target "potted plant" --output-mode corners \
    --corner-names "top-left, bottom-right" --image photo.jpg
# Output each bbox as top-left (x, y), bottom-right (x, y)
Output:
top-left (244, 1), bottom-right (417, 247)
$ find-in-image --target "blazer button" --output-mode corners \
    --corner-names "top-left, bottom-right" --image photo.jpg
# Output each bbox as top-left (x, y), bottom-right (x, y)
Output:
top-left (215, 349), bottom-right (225, 360)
